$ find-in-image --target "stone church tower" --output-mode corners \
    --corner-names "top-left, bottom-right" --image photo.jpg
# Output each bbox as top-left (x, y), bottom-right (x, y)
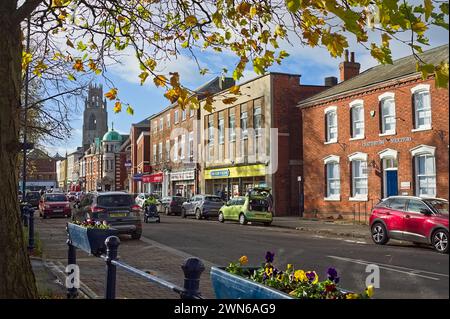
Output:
top-left (82, 84), bottom-right (108, 151)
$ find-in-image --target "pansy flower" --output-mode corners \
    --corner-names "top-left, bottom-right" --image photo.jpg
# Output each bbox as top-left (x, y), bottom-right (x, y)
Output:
top-left (265, 251), bottom-right (274, 263)
top-left (327, 267), bottom-right (340, 283)
top-left (306, 271), bottom-right (319, 284)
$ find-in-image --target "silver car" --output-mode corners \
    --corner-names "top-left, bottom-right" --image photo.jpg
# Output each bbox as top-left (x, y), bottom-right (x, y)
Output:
top-left (181, 194), bottom-right (224, 220)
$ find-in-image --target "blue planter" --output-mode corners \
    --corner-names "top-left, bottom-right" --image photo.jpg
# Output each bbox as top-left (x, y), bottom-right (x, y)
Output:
top-left (67, 223), bottom-right (118, 256)
top-left (210, 266), bottom-right (293, 299)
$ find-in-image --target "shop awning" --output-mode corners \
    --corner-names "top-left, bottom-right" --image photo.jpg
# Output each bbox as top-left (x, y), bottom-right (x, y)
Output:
top-left (142, 172), bottom-right (163, 183)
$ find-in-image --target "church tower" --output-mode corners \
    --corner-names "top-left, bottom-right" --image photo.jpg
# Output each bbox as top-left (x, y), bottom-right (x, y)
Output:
top-left (82, 83), bottom-right (108, 151)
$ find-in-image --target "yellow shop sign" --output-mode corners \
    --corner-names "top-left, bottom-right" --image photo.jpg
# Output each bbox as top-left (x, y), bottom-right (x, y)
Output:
top-left (205, 164), bottom-right (266, 179)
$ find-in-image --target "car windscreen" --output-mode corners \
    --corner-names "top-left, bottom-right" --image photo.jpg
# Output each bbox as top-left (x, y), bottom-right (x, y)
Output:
top-left (205, 196), bottom-right (222, 202)
top-left (424, 199), bottom-right (449, 215)
top-left (26, 193), bottom-right (40, 199)
top-left (97, 195), bottom-right (133, 207)
top-left (46, 194), bottom-right (67, 202)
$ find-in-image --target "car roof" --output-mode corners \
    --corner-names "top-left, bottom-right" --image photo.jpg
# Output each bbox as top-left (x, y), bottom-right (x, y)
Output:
top-left (232, 196), bottom-right (246, 200)
top-left (97, 191), bottom-right (132, 196)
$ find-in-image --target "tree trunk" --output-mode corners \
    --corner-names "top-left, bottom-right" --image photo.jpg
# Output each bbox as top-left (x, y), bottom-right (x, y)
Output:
top-left (0, 1), bottom-right (38, 298)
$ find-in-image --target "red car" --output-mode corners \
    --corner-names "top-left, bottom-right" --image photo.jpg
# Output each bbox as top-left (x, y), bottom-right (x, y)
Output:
top-left (370, 196), bottom-right (449, 253)
top-left (39, 193), bottom-right (71, 219)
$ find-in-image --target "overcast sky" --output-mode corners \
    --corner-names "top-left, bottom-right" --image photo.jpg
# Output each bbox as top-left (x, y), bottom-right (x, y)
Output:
top-left (45, 24), bottom-right (449, 156)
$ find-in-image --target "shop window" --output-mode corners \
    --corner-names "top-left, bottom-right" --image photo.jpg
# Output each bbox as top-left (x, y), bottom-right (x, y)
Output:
top-left (350, 100), bottom-right (364, 139)
top-left (324, 106), bottom-right (337, 143)
top-left (411, 84), bottom-right (432, 130)
top-left (379, 93), bottom-right (396, 135)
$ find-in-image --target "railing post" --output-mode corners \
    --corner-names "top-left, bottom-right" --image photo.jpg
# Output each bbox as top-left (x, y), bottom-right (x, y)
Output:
top-left (105, 236), bottom-right (120, 299)
top-left (67, 237), bottom-right (78, 299)
top-left (21, 204), bottom-right (29, 227)
top-left (181, 257), bottom-right (205, 299)
top-left (27, 207), bottom-right (34, 252)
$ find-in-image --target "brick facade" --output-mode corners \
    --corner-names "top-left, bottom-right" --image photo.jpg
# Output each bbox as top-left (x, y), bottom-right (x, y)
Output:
top-left (301, 76), bottom-right (449, 220)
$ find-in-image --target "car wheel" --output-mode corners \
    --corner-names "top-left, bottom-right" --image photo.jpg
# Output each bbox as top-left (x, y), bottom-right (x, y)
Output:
top-left (165, 207), bottom-right (169, 216)
top-left (218, 212), bottom-right (224, 223)
top-left (239, 213), bottom-right (247, 225)
top-left (144, 216), bottom-right (148, 223)
top-left (263, 222), bottom-right (272, 227)
top-left (195, 209), bottom-right (202, 220)
top-left (131, 232), bottom-right (142, 240)
top-left (432, 229), bottom-right (449, 254)
top-left (181, 208), bottom-right (186, 218)
top-left (371, 222), bottom-right (389, 245)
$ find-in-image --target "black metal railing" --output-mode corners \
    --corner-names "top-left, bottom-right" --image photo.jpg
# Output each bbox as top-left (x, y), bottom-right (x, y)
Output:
top-left (20, 203), bottom-right (35, 252)
top-left (66, 235), bottom-right (205, 299)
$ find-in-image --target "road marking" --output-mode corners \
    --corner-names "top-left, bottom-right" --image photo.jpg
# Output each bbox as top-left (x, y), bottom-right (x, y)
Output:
top-left (328, 255), bottom-right (448, 281)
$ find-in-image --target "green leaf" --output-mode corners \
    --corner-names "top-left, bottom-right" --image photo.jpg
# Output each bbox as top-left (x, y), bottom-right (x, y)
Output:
top-left (424, 0), bottom-right (433, 21)
top-left (434, 62), bottom-right (449, 88)
top-left (285, 0), bottom-right (301, 13)
top-left (67, 73), bottom-right (76, 81)
top-left (77, 41), bottom-right (87, 51)
top-left (126, 105), bottom-right (134, 115)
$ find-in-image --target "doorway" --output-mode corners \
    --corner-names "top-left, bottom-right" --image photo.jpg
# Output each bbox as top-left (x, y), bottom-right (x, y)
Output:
top-left (383, 157), bottom-right (398, 198)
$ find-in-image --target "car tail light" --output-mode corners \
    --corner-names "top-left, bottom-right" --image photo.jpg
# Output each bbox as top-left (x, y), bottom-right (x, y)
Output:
top-left (131, 205), bottom-right (141, 212)
top-left (91, 205), bottom-right (106, 213)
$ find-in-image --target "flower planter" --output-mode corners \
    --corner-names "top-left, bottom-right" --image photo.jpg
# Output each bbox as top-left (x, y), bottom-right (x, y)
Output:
top-left (67, 223), bottom-right (118, 256)
top-left (210, 266), bottom-right (293, 299)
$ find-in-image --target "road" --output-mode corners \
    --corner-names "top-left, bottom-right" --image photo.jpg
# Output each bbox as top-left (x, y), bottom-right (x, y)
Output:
top-left (140, 214), bottom-right (449, 299)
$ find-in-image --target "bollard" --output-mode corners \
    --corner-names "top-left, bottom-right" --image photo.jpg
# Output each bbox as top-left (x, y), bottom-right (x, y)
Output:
top-left (27, 207), bottom-right (34, 252)
top-left (67, 237), bottom-right (78, 299)
top-left (21, 204), bottom-right (29, 227)
top-left (181, 257), bottom-right (205, 299)
top-left (105, 236), bottom-right (120, 299)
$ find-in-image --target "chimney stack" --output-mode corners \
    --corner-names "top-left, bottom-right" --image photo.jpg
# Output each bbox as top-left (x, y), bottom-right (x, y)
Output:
top-left (324, 76), bottom-right (338, 87)
top-left (339, 51), bottom-right (360, 82)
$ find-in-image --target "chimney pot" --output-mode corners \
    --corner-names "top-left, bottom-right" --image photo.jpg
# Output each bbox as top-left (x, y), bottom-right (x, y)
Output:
top-left (351, 52), bottom-right (355, 62)
top-left (344, 49), bottom-right (349, 62)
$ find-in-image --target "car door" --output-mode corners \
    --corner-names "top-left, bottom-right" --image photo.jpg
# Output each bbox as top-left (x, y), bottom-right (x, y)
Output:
top-left (223, 199), bottom-right (235, 220)
top-left (232, 198), bottom-right (244, 220)
top-left (404, 199), bottom-right (432, 243)
top-left (384, 198), bottom-right (408, 240)
top-left (190, 196), bottom-right (199, 214)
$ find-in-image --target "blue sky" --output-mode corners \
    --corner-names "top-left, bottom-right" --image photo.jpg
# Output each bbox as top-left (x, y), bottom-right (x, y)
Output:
top-left (45, 26), bottom-right (449, 156)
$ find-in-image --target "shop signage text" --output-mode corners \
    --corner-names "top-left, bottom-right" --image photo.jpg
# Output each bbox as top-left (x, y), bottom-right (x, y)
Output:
top-left (171, 170), bottom-right (195, 181)
top-left (205, 164), bottom-right (266, 180)
top-left (142, 173), bottom-right (163, 183)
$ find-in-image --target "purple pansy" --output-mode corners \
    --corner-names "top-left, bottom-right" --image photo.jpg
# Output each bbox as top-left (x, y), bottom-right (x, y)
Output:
top-left (265, 251), bottom-right (275, 263)
top-left (327, 267), bottom-right (340, 283)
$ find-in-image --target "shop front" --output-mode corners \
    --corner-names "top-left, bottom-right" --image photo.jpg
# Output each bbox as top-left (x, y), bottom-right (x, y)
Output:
top-left (143, 172), bottom-right (163, 197)
top-left (170, 170), bottom-right (196, 198)
top-left (204, 164), bottom-right (267, 200)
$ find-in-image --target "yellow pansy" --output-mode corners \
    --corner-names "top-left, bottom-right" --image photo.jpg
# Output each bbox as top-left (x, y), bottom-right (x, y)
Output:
top-left (286, 264), bottom-right (293, 271)
top-left (345, 293), bottom-right (360, 299)
top-left (294, 270), bottom-right (307, 282)
top-left (265, 267), bottom-right (273, 276)
top-left (366, 285), bottom-right (374, 298)
top-left (239, 255), bottom-right (248, 265)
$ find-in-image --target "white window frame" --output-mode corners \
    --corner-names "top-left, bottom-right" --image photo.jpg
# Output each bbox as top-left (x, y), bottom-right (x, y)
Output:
top-left (324, 106), bottom-right (338, 144)
top-left (188, 131), bottom-right (194, 160)
top-left (410, 145), bottom-right (436, 198)
top-left (323, 155), bottom-right (340, 201)
top-left (180, 134), bottom-right (186, 159)
top-left (190, 108), bottom-right (195, 118)
top-left (229, 113), bottom-right (236, 142)
top-left (166, 114), bottom-right (171, 128)
top-left (174, 110), bottom-right (179, 124)
top-left (153, 121), bottom-right (158, 133)
top-left (411, 84), bottom-right (432, 132)
top-left (159, 118), bottom-right (163, 131)
top-left (166, 139), bottom-right (170, 161)
top-left (182, 109), bottom-right (186, 121)
top-left (218, 117), bottom-right (225, 144)
top-left (253, 106), bottom-right (262, 137)
top-left (241, 111), bottom-right (248, 140)
top-left (349, 100), bottom-right (364, 140)
top-left (153, 144), bottom-right (157, 163)
top-left (173, 138), bottom-right (178, 161)
top-left (348, 152), bottom-right (368, 201)
top-left (378, 92), bottom-right (396, 136)
top-left (158, 142), bottom-right (163, 162)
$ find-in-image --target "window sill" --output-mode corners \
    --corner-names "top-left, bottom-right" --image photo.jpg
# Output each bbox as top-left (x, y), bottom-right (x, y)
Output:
top-left (349, 136), bottom-right (364, 141)
top-left (379, 132), bottom-right (396, 137)
top-left (349, 196), bottom-right (368, 202)
top-left (412, 127), bottom-right (432, 133)
top-left (324, 196), bottom-right (341, 202)
top-left (324, 140), bottom-right (337, 145)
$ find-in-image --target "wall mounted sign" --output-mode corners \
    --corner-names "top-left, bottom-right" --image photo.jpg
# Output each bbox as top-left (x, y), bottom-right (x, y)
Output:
top-left (205, 164), bottom-right (266, 180)
top-left (362, 136), bottom-right (412, 147)
top-left (400, 181), bottom-right (411, 189)
top-left (170, 170), bottom-right (195, 181)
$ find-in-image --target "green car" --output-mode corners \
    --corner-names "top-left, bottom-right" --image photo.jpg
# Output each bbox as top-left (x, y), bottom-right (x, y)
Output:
top-left (218, 192), bottom-right (272, 226)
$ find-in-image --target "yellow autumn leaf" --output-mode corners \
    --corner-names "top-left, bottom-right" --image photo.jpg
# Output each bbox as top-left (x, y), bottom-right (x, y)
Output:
top-left (139, 71), bottom-right (149, 85)
top-left (223, 97), bottom-right (238, 104)
top-left (126, 105), bottom-right (134, 115)
top-left (105, 88), bottom-right (118, 100)
top-left (164, 88), bottom-right (179, 103)
top-left (113, 101), bottom-right (122, 113)
top-left (185, 15), bottom-right (198, 27)
top-left (153, 75), bottom-right (167, 87)
top-left (203, 95), bottom-right (214, 113)
top-left (229, 85), bottom-right (241, 95)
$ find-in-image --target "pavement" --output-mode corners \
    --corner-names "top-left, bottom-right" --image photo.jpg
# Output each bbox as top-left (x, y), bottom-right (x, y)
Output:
top-left (271, 217), bottom-right (370, 239)
top-left (31, 214), bottom-right (369, 299)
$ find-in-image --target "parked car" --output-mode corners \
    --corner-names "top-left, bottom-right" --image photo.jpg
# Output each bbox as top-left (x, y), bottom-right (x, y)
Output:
top-left (157, 196), bottom-right (187, 215)
top-left (370, 196), bottom-right (449, 253)
top-left (218, 193), bottom-right (273, 226)
top-left (39, 193), bottom-right (71, 219)
top-left (73, 191), bottom-right (142, 239)
top-left (25, 191), bottom-right (41, 208)
top-left (135, 193), bottom-right (161, 208)
top-left (67, 192), bottom-right (77, 202)
top-left (181, 195), bottom-right (224, 219)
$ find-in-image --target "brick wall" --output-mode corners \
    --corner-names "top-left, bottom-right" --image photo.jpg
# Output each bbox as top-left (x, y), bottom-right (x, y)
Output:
top-left (301, 76), bottom-right (449, 220)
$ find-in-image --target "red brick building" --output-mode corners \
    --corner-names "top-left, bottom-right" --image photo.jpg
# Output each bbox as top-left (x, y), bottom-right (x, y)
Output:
top-left (201, 73), bottom-right (328, 216)
top-left (298, 45), bottom-right (449, 220)
top-left (19, 149), bottom-right (58, 191)
top-left (130, 118), bottom-right (150, 193)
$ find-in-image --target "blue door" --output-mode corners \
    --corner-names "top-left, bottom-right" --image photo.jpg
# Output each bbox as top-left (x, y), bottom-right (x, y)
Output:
top-left (386, 170), bottom-right (398, 197)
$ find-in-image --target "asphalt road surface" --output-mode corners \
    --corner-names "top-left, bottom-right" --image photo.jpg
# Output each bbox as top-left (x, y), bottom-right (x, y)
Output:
top-left (140, 214), bottom-right (449, 299)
